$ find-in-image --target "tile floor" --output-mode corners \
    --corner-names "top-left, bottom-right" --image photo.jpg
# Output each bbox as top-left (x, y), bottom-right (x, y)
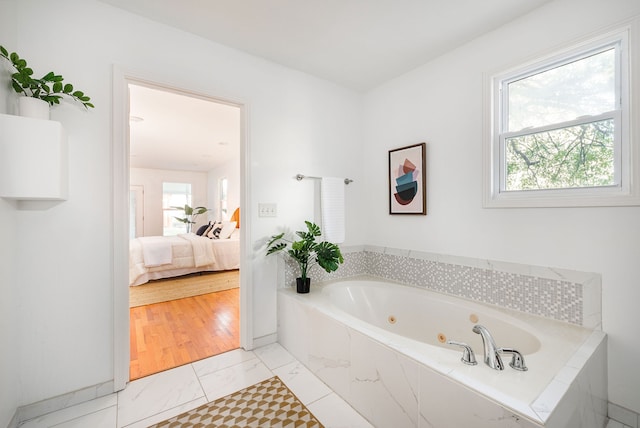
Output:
top-left (18, 343), bottom-right (373, 428)
top-left (607, 421), bottom-right (637, 428)
top-left (15, 341), bottom-right (627, 427)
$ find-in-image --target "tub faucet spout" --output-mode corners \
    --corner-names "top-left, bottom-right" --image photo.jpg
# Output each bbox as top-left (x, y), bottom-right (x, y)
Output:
top-left (472, 324), bottom-right (504, 370)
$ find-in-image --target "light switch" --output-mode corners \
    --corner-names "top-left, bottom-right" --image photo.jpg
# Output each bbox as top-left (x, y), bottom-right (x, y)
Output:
top-left (258, 203), bottom-right (277, 217)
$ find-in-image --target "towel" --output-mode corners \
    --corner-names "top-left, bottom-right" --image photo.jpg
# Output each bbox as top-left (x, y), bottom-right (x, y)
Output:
top-left (138, 236), bottom-right (172, 267)
top-left (321, 177), bottom-right (345, 243)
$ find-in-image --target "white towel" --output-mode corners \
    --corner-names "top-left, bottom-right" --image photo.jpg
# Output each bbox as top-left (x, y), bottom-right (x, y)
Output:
top-left (138, 236), bottom-right (172, 267)
top-left (321, 177), bottom-right (345, 244)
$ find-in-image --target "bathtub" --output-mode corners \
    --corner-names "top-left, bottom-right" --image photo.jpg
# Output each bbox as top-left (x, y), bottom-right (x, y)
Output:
top-left (277, 276), bottom-right (607, 428)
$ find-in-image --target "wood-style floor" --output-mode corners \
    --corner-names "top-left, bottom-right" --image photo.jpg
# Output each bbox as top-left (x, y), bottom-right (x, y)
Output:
top-left (129, 287), bottom-right (239, 380)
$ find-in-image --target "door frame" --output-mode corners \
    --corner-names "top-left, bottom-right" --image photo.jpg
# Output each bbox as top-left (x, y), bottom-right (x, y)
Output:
top-left (111, 66), bottom-right (252, 391)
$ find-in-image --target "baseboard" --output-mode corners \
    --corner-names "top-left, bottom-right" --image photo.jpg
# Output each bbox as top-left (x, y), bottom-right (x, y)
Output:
top-left (15, 380), bottom-right (113, 426)
top-left (608, 401), bottom-right (640, 427)
top-left (4, 410), bottom-right (18, 428)
top-left (251, 333), bottom-right (277, 349)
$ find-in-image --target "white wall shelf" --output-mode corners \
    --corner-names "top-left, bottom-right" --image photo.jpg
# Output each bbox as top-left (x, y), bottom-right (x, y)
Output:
top-left (0, 113), bottom-right (68, 201)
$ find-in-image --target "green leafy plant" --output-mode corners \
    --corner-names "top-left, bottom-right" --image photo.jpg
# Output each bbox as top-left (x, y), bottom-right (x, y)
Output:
top-left (173, 204), bottom-right (209, 233)
top-left (0, 45), bottom-right (94, 109)
top-left (266, 221), bottom-right (344, 281)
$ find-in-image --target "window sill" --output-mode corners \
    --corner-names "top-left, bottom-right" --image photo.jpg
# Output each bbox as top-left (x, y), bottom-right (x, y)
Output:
top-left (483, 187), bottom-right (640, 208)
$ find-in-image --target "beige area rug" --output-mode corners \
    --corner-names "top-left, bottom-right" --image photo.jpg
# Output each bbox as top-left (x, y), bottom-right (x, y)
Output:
top-left (150, 376), bottom-right (324, 428)
top-left (129, 270), bottom-right (239, 307)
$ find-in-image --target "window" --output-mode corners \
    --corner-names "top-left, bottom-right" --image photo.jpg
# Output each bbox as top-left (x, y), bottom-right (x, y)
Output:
top-left (162, 182), bottom-right (192, 235)
top-left (484, 28), bottom-right (639, 207)
top-left (219, 177), bottom-right (228, 220)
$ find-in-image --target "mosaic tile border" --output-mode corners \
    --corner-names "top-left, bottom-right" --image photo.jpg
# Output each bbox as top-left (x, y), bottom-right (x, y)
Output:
top-left (281, 245), bottom-right (601, 328)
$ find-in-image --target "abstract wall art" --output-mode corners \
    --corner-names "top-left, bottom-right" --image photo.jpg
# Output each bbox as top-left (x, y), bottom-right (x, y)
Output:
top-left (388, 142), bottom-right (426, 215)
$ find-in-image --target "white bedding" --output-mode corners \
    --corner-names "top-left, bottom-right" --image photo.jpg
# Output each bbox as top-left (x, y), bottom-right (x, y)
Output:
top-left (138, 236), bottom-right (173, 267)
top-left (129, 230), bottom-right (240, 286)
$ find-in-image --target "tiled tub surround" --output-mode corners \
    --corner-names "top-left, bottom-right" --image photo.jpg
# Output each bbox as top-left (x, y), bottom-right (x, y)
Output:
top-left (282, 245), bottom-right (601, 328)
top-left (277, 277), bottom-right (608, 428)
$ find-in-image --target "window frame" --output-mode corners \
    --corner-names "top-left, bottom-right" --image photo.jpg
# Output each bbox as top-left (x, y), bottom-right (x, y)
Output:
top-left (162, 182), bottom-right (192, 236)
top-left (219, 177), bottom-right (228, 220)
top-left (483, 26), bottom-right (639, 208)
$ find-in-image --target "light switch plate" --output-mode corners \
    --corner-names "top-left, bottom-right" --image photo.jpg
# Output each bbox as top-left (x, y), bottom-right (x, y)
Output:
top-left (258, 203), bottom-right (277, 217)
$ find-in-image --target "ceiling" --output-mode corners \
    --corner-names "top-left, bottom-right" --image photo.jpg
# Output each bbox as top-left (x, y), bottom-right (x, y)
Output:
top-left (117, 0), bottom-right (552, 171)
top-left (100, 0), bottom-right (551, 91)
top-left (128, 84), bottom-right (240, 172)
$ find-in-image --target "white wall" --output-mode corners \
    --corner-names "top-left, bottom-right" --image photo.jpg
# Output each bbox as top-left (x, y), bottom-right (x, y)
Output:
top-left (0, 0), bottom-right (364, 415)
top-left (0, 199), bottom-right (17, 428)
top-left (0, 2), bottom-right (20, 426)
top-left (130, 168), bottom-right (209, 236)
top-left (208, 157), bottom-right (241, 222)
top-left (363, 0), bottom-right (640, 414)
top-left (0, 168), bottom-right (18, 427)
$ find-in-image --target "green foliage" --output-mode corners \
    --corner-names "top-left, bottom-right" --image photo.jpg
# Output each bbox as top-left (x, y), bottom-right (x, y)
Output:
top-left (507, 49), bottom-right (615, 131)
top-left (506, 119), bottom-right (615, 191)
top-left (173, 204), bottom-right (209, 233)
top-left (266, 221), bottom-right (344, 282)
top-left (504, 49), bottom-right (616, 192)
top-left (0, 44), bottom-right (94, 109)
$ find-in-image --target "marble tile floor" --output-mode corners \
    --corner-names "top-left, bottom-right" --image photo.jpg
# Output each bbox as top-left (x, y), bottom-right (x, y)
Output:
top-left (608, 420), bottom-right (638, 428)
top-left (16, 340), bottom-right (627, 428)
top-left (18, 343), bottom-right (373, 428)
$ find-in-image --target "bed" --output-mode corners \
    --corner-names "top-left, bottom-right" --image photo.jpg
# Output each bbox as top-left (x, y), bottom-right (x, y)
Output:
top-left (129, 228), bottom-right (240, 286)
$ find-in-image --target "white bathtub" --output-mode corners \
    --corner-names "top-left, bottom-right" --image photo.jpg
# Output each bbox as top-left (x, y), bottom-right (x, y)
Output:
top-left (278, 276), bottom-right (607, 428)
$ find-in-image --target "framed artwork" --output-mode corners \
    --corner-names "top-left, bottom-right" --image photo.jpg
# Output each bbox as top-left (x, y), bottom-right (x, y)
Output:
top-left (389, 142), bottom-right (426, 215)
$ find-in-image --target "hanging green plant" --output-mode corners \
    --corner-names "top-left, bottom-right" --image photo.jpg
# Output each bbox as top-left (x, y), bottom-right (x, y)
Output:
top-left (0, 45), bottom-right (94, 109)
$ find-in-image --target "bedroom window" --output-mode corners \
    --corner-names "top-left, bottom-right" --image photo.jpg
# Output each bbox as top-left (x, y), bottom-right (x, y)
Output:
top-left (484, 28), bottom-right (639, 207)
top-left (162, 182), bottom-right (192, 236)
top-left (219, 177), bottom-right (228, 220)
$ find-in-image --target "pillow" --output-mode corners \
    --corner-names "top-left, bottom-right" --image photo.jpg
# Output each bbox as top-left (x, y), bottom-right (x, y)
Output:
top-left (207, 222), bottom-right (223, 239)
top-left (203, 222), bottom-right (217, 237)
top-left (195, 223), bottom-right (210, 236)
top-left (218, 221), bottom-right (237, 239)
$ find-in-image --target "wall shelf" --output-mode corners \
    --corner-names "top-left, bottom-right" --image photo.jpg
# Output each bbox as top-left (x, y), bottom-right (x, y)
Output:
top-left (0, 113), bottom-right (68, 201)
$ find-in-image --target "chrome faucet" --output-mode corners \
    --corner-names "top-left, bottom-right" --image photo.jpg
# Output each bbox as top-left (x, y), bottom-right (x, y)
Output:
top-left (472, 324), bottom-right (504, 370)
top-left (446, 340), bottom-right (477, 365)
top-left (500, 347), bottom-right (528, 371)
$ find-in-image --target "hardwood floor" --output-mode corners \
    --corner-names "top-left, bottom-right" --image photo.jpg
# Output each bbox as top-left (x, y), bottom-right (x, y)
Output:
top-left (129, 287), bottom-right (240, 380)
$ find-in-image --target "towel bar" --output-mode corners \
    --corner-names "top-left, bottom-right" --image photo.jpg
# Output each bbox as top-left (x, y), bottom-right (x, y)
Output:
top-left (296, 173), bottom-right (353, 185)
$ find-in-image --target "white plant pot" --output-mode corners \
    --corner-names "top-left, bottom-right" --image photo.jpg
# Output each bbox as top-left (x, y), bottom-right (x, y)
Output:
top-left (18, 97), bottom-right (50, 120)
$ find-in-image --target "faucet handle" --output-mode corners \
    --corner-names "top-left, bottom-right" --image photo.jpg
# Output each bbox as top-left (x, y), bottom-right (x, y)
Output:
top-left (447, 340), bottom-right (477, 365)
top-left (500, 348), bottom-right (528, 371)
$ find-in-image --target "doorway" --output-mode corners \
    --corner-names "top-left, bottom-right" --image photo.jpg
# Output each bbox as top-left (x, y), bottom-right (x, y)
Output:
top-left (128, 82), bottom-right (241, 379)
top-left (112, 69), bottom-right (251, 390)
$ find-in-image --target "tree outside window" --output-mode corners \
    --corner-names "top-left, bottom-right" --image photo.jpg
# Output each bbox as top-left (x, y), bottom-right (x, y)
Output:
top-left (503, 48), bottom-right (616, 192)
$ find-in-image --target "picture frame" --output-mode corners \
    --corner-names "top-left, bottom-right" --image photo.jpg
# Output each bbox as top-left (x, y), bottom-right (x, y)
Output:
top-left (389, 142), bottom-right (427, 215)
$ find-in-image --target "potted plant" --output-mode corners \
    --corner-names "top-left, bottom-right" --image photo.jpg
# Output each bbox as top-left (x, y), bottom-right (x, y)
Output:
top-left (173, 204), bottom-right (209, 233)
top-left (0, 45), bottom-right (94, 119)
top-left (266, 221), bottom-right (344, 293)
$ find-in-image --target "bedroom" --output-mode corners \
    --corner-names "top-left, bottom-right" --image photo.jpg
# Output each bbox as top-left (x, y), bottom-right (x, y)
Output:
top-left (127, 83), bottom-right (242, 379)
